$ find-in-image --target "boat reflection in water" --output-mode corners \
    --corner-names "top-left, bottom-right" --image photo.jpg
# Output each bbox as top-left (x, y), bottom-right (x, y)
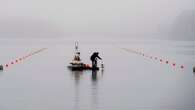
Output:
top-left (91, 69), bottom-right (104, 81)
top-left (92, 70), bottom-right (98, 81)
top-left (69, 69), bottom-right (104, 110)
top-left (69, 69), bottom-right (104, 84)
top-left (70, 70), bottom-right (84, 85)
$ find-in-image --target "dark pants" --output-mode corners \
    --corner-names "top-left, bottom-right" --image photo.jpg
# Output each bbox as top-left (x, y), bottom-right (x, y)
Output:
top-left (92, 60), bottom-right (97, 68)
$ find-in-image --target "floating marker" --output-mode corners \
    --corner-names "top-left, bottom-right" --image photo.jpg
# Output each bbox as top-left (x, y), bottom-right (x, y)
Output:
top-left (121, 47), bottom-right (186, 71)
top-left (3, 48), bottom-right (47, 70)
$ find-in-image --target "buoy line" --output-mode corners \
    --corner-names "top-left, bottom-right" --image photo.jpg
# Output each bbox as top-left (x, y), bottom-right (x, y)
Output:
top-left (2, 48), bottom-right (47, 70)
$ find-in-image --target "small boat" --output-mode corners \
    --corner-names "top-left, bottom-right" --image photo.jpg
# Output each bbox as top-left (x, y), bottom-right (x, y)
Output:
top-left (68, 62), bottom-right (99, 70)
top-left (67, 42), bottom-right (99, 71)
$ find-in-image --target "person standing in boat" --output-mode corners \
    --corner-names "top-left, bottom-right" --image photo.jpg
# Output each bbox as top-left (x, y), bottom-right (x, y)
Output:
top-left (90, 52), bottom-right (102, 68)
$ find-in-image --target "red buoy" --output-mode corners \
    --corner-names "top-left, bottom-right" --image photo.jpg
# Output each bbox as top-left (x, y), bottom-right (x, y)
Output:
top-left (15, 60), bottom-right (18, 63)
top-left (173, 63), bottom-right (176, 66)
top-left (181, 65), bottom-right (184, 69)
top-left (166, 61), bottom-right (169, 64)
top-left (160, 59), bottom-right (163, 62)
top-left (11, 62), bottom-right (14, 64)
top-left (6, 64), bottom-right (8, 67)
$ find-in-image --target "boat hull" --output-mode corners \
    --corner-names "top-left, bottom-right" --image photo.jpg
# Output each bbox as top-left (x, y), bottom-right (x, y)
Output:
top-left (67, 65), bottom-right (99, 71)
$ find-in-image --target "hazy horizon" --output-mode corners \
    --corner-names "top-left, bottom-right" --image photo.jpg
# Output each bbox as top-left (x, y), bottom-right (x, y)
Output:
top-left (0, 0), bottom-right (195, 40)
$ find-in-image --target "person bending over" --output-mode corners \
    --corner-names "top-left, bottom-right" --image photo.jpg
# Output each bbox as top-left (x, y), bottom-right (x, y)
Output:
top-left (90, 52), bottom-right (102, 68)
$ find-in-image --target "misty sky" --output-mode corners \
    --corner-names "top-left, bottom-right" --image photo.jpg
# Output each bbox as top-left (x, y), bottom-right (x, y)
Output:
top-left (0, 0), bottom-right (195, 38)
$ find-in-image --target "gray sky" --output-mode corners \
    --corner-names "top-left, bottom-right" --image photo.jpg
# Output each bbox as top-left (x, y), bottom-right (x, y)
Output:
top-left (0, 0), bottom-right (195, 38)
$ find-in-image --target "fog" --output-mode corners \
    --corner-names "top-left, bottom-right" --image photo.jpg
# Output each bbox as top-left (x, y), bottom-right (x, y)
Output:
top-left (1, 1), bottom-right (195, 110)
top-left (0, 0), bottom-right (195, 39)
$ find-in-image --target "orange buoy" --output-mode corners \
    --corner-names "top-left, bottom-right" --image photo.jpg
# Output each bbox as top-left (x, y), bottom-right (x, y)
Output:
top-left (86, 64), bottom-right (90, 67)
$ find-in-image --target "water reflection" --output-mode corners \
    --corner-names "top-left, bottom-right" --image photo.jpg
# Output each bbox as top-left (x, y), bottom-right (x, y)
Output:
top-left (91, 69), bottom-right (104, 83)
top-left (70, 70), bottom-right (84, 85)
top-left (91, 70), bottom-right (99, 110)
top-left (193, 72), bottom-right (195, 77)
top-left (69, 69), bottom-right (104, 110)
top-left (92, 70), bottom-right (98, 81)
top-left (69, 69), bottom-right (104, 83)
top-left (0, 70), bottom-right (4, 78)
top-left (91, 69), bottom-right (104, 110)
top-left (69, 70), bottom-right (83, 110)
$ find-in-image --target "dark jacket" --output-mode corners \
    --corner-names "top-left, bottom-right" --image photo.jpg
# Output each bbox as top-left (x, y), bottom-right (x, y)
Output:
top-left (90, 52), bottom-right (102, 61)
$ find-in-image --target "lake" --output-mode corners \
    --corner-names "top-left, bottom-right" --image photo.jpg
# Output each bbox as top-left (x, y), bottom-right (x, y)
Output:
top-left (0, 38), bottom-right (195, 110)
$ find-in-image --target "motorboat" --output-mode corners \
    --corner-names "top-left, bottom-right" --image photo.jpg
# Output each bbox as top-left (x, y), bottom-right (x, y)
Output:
top-left (67, 42), bottom-right (99, 71)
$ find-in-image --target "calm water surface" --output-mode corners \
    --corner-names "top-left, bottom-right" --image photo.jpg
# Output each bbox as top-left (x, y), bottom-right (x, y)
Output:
top-left (0, 38), bottom-right (195, 110)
